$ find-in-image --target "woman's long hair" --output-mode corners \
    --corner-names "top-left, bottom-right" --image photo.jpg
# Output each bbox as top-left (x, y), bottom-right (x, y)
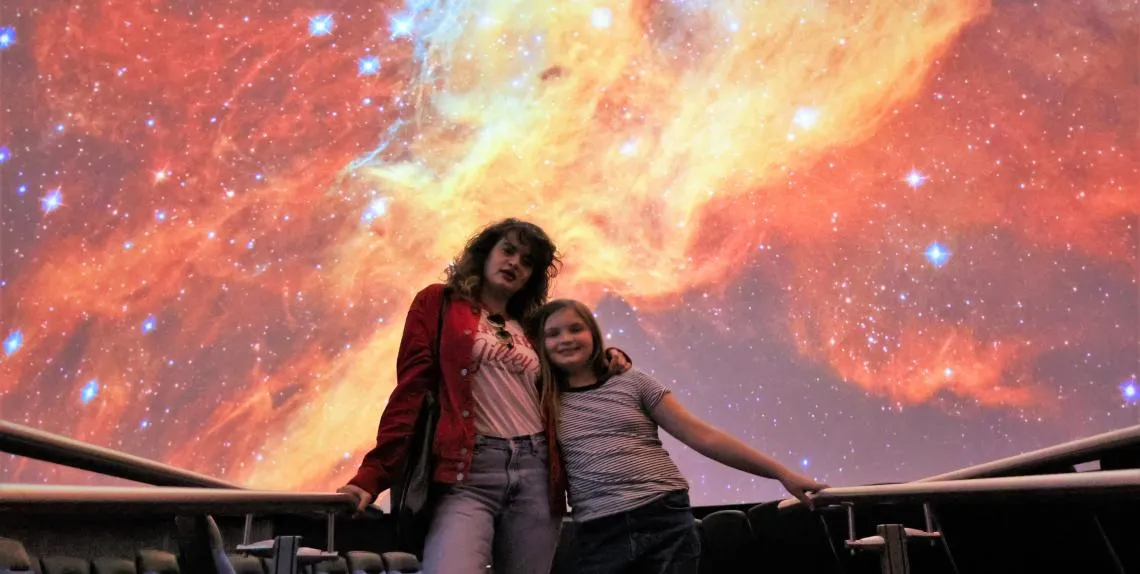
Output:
top-left (445, 218), bottom-right (560, 319)
top-left (527, 299), bottom-right (610, 429)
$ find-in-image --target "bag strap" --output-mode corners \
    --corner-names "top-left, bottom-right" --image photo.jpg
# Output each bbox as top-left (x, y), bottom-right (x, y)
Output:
top-left (429, 288), bottom-right (448, 392)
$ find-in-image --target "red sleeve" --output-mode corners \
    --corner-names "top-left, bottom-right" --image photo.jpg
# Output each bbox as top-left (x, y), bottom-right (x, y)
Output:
top-left (347, 284), bottom-right (445, 497)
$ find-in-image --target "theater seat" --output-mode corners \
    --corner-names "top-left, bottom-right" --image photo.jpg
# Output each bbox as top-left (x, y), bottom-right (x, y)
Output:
top-left (259, 558), bottom-right (314, 574)
top-left (90, 558), bottom-right (135, 574)
top-left (379, 552), bottom-right (420, 574)
top-left (38, 557), bottom-right (89, 574)
top-left (746, 500), bottom-right (780, 555)
top-left (343, 552), bottom-right (384, 574)
top-left (136, 550), bottom-right (179, 574)
top-left (760, 498), bottom-right (846, 573)
top-left (698, 510), bottom-right (753, 574)
top-left (312, 556), bottom-right (346, 573)
top-left (0, 538), bottom-right (34, 572)
top-left (226, 555), bottom-right (264, 574)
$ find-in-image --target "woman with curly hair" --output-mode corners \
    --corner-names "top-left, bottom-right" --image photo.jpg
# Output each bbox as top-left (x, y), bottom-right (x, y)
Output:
top-left (339, 218), bottom-right (628, 574)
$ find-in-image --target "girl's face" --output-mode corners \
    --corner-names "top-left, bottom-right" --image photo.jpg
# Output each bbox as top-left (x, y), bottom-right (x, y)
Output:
top-left (542, 307), bottom-right (595, 373)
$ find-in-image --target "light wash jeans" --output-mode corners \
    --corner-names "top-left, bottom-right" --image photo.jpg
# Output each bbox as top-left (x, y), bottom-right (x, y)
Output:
top-left (422, 433), bottom-right (562, 574)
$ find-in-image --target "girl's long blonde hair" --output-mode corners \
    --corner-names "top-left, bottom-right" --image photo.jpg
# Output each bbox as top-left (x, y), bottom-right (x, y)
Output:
top-left (527, 299), bottom-right (610, 427)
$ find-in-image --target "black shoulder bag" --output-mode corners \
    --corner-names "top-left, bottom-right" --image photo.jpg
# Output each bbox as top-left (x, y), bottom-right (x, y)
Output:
top-left (390, 289), bottom-right (448, 555)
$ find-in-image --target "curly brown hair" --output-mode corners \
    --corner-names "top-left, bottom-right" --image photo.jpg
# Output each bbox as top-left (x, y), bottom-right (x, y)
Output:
top-left (445, 218), bottom-right (561, 319)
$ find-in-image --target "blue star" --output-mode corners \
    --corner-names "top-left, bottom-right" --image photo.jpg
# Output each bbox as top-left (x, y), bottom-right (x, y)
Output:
top-left (17, 184), bottom-right (27, 195)
top-left (358, 56), bottom-right (381, 76)
top-left (41, 189), bottom-right (63, 214)
top-left (3, 330), bottom-right (23, 356)
top-left (924, 242), bottom-right (950, 268)
top-left (1122, 378), bottom-right (1139, 404)
top-left (140, 419), bottom-right (150, 429)
top-left (155, 210), bottom-right (167, 222)
top-left (800, 457), bottom-right (810, 468)
top-left (0, 26), bottom-right (15, 50)
top-left (141, 315), bottom-right (157, 334)
top-left (905, 169), bottom-right (927, 188)
top-left (389, 15), bottom-right (414, 39)
top-left (80, 380), bottom-right (99, 405)
top-left (361, 197), bottom-right (390, 224)
top-left (309, 14), bottom-right (334, 37)
top-left (0, 145), bottom-right (11, 164)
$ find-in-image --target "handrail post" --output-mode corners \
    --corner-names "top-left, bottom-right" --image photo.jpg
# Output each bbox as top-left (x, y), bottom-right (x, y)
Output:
top-left (923, 503), bottom-right (936, 547)
top-left (846, 504), bottom-right (857, 555)
top-left (326, 511), bottom-right (335, 553)
top-left (243, 514), bottom-right (254, 545)
top-left (270, 535), bottom-right (301, 574)
top-left (878, 524), bottom-right (911, 574)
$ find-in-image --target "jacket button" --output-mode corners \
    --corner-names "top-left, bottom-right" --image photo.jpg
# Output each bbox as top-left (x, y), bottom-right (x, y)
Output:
top-left (456, 473), bottom-right (464, 481)
top-left (462, 410), bottom-right (470, 418)
top-left (464, 329), bottom-right (472, 335)
top-left (461, 368), bottom-right (468, 376)
top-left (460, 447), bottom-right (468, 455)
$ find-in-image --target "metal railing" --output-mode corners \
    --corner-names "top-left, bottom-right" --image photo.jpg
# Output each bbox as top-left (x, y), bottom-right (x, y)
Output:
top-left (0, 484), bottom-right (355, 514)
top-left (919, 424), bottom-right (1140, 482)
top-left (778, 424), bottom-right (1140, 512)
top-left (804, 470), bottom-right (1140, 574)
top-left (0, 420), bottom-right (240, 489)
top-left (811, 468), bottom-right (1140, 506)
top-left (0, 484), bottom-right (354, 574)
top-left (0, 420), bottom-right (384, 518)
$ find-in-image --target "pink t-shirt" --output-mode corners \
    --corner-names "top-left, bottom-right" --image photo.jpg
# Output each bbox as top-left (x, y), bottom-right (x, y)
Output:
top-left (469, 309), bottom-right (544, 438)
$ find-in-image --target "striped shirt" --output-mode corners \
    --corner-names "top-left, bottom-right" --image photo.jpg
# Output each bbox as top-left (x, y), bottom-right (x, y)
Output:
top-left (558, 369), bottom-right (689, 522)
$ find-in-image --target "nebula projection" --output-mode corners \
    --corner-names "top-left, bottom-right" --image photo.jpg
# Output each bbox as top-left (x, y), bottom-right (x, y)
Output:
top-left (0, 0), bottom-right (1137, 505)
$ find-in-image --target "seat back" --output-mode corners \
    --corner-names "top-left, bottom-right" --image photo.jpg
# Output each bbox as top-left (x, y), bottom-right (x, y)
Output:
top-left (90, 558), bottom-right (135, 574)
top-left (38, 557), bottom-right (90, 574)
top-left (136, 550), bottom-right (179, 574)
top-left (343, 552), bottom-right (384, 574)
top-left (379, 552), bottom-right (420, 574)
top-left (0, 538), bottom-right (34, 573)
top-left (698, 510), bottom-right (753, 574)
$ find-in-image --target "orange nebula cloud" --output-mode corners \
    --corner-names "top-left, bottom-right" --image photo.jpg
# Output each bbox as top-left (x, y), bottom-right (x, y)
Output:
top-left (0, 0), bottom-right (1135, 491)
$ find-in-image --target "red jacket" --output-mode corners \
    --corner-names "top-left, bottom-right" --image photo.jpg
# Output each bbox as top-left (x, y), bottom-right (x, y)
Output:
top-left (348, 284), bottom-right (567, 515)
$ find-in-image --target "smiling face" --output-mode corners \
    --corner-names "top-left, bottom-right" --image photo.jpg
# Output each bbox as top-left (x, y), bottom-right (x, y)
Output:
top-left (481, 231), bottom-right (535, 300)
top-left (541, 306), bottom-right (597, 374)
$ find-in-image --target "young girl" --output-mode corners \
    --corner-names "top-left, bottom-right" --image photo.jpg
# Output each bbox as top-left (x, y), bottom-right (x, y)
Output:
top-left (530, 299), bottom-right (828, 574)
top-left (338, 220), bottom-right (630, 574)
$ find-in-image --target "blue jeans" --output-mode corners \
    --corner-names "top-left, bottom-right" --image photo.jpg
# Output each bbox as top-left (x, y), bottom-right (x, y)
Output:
top-left (422, 434), bottom-right (562, 574)
top-left (574, 490), bottom-right (701, 574)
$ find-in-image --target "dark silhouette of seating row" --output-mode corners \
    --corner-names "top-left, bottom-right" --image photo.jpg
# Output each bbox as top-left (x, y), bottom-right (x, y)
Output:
top-left (5, 421), bottom-right (1140, 573)
top-left (0, 535), bottom-right (421, 574)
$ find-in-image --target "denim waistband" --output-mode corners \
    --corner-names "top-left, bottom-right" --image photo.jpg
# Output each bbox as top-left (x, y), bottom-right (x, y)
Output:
top-left (474, 432), bottom-right (547, 450)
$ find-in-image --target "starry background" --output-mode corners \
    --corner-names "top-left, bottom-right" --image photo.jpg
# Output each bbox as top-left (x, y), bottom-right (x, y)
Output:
top-left (1, 0), bottom-right (1138, 506)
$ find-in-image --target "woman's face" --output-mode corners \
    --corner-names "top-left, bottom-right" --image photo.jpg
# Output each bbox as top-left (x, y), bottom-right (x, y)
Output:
top-left (542, 307), bottom-right (595, 372)
top-left (482, 232), bottom-right (534, 298)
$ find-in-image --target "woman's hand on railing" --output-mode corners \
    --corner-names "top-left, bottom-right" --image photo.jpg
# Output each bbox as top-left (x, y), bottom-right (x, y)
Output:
top-left (335, 484), bottom-right (373, 515)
